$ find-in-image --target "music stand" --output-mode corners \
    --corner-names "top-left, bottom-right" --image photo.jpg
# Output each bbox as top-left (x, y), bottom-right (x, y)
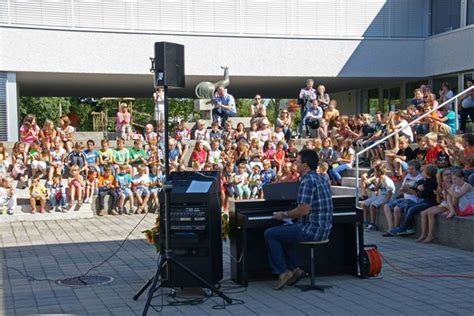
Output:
top-left (133, 85), bottom-right (232, 315)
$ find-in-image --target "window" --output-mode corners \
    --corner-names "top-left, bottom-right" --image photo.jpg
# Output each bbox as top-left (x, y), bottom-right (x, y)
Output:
top-left (468, 0), bottom-right (474, 25)
top-left (433, 76), bottom-right (458, 96)
top-left (463, 73), bottom-right (473, 88)
top-left (383, 87), bottom-right (401, 112)
top-left (368, 89), bottom-right (379, 115)
top-left (431, 0), bottom-right (461, 35)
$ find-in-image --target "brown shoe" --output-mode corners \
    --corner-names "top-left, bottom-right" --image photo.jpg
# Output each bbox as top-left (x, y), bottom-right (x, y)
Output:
top-left (110, 209), bottom-right (119, 215)
top-left (273, 270), bottom-right (293, 290)
top-left (287, 268), bottom-right (306, 286)
top-left (98, 209), bottom-right (106, 216)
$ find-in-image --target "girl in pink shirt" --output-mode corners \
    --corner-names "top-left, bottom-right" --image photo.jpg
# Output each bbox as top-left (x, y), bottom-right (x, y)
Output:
top-left (116, 103), bottom-right (132, 140)
top-left (19, 114), bottom-right (40, 152)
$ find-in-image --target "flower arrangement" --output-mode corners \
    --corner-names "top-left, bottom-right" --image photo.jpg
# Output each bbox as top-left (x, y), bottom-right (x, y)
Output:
top-left (142, 215), bottom-right (161, 252)
top-left (143, 212), bottom-right (230, 251)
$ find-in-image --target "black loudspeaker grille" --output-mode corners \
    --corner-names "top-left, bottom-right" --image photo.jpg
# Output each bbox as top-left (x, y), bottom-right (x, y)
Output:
top-left (154, 42), bottom-right (185, 88)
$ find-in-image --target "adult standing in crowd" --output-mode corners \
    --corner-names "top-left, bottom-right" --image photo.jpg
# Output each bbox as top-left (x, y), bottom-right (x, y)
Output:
top-left (276, 109), bottom-right (293, 142)
top-left (439, 82), bottom-right (454, 109)
top-left (409, 88), bottom-right (424, 108)
top-left (298, 79), bottom-right (316, 137)
top-left (250, 94), bottom-right (267, 127)
top-left (316, 85), bottom-right (330, 111)
top-left (153, 87), bottom-right (165, 130)
top-left (212, 86), bottom-right (237, 127)
top-left (460, 80), bottom-right (474, 134)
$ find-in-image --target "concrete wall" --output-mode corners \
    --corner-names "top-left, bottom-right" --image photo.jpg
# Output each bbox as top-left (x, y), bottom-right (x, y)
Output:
top-left (0, 27), bottom-right (426, 78)
top-left (330, 90), bottom-right (360, 115)
top-left (424, 25), bottom-right (474, 76)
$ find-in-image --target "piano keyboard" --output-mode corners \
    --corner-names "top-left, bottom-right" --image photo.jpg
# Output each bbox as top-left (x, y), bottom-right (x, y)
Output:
top-left (248, 216), bottom-right (273, 221)
top-left (247, 212), bottom-right (356, 221)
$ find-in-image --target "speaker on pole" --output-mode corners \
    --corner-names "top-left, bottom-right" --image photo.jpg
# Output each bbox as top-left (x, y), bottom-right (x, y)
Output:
top-left (154, 42), bottom-right (185, 88)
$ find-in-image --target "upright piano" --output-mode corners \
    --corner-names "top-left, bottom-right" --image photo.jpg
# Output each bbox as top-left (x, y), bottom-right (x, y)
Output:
top-left (229, 195), bottom-right (364, 286)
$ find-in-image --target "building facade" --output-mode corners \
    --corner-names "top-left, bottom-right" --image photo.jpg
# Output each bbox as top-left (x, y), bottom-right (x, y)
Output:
top-left (0, 0), bottom-right (473, 140)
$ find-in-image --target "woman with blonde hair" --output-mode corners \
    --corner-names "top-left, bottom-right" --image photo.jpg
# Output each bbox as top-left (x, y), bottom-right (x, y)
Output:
top-left (276, 109), bottom-right (292, 142)
top-left (316, 85), bottom-right (330, 110)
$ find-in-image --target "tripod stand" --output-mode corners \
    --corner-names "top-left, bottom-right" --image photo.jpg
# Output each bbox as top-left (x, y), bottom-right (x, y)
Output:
top-left (133, 86), bottom-right (232, 316)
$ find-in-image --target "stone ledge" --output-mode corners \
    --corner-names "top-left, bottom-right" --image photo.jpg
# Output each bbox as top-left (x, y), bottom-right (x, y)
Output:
top-left (375, 208), bottom-right (474, 252)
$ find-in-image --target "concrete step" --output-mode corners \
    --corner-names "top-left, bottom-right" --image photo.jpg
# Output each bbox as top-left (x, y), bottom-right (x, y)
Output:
top-left (0, 204), bottom-right (94, 222)
top-left (373, 205), bottom-right (474, 252)
top-left (331, 185), bottom-right (358, 196)
top-left (341, 168), bottom-right (370, 178)
top-left (341, 176), bottom-right (357, 187)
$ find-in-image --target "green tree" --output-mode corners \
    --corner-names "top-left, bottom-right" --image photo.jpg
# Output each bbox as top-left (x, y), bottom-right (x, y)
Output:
top-left (69, 97), bottom-right (93, 131)
top-left (19, 97), bottom-right (71, 127)
top-left (168, 98), bottom-right (199, 125)
top-left (236, 98), bottom-right (252, 117)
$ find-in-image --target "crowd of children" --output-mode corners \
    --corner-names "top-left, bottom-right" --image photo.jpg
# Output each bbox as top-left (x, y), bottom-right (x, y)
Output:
top-left (362, 131), bottom-right (474, 242)
top-left (0, 83), bottom-right (473, 235)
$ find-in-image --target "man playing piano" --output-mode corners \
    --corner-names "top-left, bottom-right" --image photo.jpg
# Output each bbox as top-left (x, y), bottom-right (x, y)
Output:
top-left (264, 149), bottom-right (333, 290)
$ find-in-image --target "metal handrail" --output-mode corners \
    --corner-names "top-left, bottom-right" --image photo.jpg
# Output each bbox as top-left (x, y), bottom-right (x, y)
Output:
top-left (354, 85), bottom-right (474, 204)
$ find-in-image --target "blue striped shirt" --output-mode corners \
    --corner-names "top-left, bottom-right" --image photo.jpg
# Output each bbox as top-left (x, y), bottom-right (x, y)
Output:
top-left (297, 170), bottom-right (333, 241)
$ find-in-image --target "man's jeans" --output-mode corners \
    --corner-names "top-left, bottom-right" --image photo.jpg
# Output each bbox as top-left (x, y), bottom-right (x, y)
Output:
top-left (264, 224), bottom-right (312, 275)
top-left (212, 108), bottom-right (237, 127)
top-left (399, 202), bottom-right (431, 231)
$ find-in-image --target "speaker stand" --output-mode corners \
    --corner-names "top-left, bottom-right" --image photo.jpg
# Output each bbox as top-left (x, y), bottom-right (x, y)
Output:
top-left (134, 85), bottom-right (232, 315)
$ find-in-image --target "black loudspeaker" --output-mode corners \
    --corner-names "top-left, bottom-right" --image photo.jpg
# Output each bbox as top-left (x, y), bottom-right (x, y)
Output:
top-left (154, 42), bottom-right (185, 88)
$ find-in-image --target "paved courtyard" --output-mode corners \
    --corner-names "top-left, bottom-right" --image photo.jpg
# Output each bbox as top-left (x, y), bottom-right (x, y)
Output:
top-left (1, 215), bottom-right (474, 315)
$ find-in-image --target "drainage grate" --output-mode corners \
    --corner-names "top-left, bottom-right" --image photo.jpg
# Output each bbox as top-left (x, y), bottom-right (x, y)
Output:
top-left (57, 275), bottom-right (114, 287)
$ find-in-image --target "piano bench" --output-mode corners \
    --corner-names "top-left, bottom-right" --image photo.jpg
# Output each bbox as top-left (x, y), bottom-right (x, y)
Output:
top-left (296, 240), bottom-right (333, 293)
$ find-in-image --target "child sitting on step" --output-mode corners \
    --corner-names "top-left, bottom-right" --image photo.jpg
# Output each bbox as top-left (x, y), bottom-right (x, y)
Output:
top-left (48, 173), bottom-right (67, 213)
top-left (446, 169), bottom-right (474, 218)
top-left (11, 142), bottom-right (28, 189)
top-left (0, 178), bottom-right (16, 215)
top-left (362, 164), bottom-right (395, 231)
top-left (115, 164), bottom-right (134, 215)
top-left (67, 165), bottom-right (84, 210)
top-left (97, 165), bottom-right (118, 216)
top-left (49, 137), bottom-right (66, 182)
top-left (0, 143), bottom-right (10, 180)
top-left (84, 169), bottom-right (98, 204)
top-left (133, 164), bottom-right (151, 214)
top-left (29, 174), bottom-right (48, 214)
top-left (148, 165), bottom-right (163, 210)
top-left (359, 158), bottom-right (383, 201)
top-left (98, 139), bottom-right (113, 175)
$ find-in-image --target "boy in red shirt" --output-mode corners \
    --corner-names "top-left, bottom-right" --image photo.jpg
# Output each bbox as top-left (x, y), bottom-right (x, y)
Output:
top-left (424, 133), bottom-right (441, 165)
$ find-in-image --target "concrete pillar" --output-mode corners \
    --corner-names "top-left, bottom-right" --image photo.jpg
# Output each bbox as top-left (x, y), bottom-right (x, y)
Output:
top-left (0, 72), bottom-right (19, 141)
top-left (6, 72), bottom-right (19, 141)
top-left (194, 99), bottom-right (213, 120)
